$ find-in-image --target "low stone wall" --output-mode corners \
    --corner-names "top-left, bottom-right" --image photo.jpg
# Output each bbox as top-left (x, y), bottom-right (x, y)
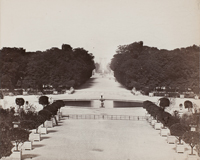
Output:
top-left (113, 101), bottom-right (143, 108)
top-left (64, 101), bottom-right (92, 107)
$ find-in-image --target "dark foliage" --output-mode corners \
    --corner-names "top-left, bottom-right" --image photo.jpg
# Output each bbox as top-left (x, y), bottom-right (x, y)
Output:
top-left (157, 111), bottom-right (171, 127)
top-left (110, 42), bottom-right (199, 93)
top-left (0, 45), bottom-right (95, 90)
top-left (183, 131), bottom-right (200, 155)
top-left (20, 120), bottom-right (36, 130)
top-left (159, 97), bottom-right (170, 109)
top-left (20, 111), bottom-right (46, 132)
top-left (38, 109), bottom-right (52, 121)
top-left (170, 123), bottom-right (189, 144)
top-left (10, 128), bottom-right (30, 151)
top-left (44, 105), bottom-right (58, 116)
top-left (0, 139), bottom-right (13, 159)
top-left (15, 98), bottom-right (25, 106)
top-left (54, 100), bottom-right (65, 109)
top-left (180, 113), bottom-right (200, 130)
top-left (39, 96), bottom-right (49, 106)
top-left (0, 122), bottom-right (14, 158)
top-left (142, 100), bottom-right (153, 109)
top-left (0, 108), bottom-right (15, 128)
top-left (165, 115), bottom-right (180, 128)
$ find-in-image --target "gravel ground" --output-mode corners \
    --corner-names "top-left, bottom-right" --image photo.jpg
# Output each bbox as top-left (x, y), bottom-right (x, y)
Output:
top-left (13, 108), bottom-right (198, 160)
top-left (2, 74), bottom-right (200, 160)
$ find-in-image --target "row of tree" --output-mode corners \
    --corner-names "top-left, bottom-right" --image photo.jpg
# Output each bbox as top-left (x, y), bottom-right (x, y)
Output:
top-left (143, 100), bottom-right (200, 155)
top-left (0, 96), bottom-right (65, 159)
top-left (0, 44), bottom-right (95, 91)
top-left (110, 42), bottom-right (199, 94)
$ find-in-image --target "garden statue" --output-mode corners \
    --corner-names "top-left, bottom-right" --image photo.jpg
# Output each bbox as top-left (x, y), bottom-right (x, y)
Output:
top-left (100, 93), bottom-right (105, 108)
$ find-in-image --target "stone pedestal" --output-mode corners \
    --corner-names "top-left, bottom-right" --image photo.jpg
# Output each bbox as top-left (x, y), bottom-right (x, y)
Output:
top-left (52, 117), bottom-right (57, 126)
top-left (58, 112), bottom-right (62, 118)
top-left (45, 120), bottom-right (53, 128)
top-left (167, 135), bottom-right (176, 144)
top-left (145, 113), bottom-right (150, 117)
top-left (11, 150), bottom-right (22, 160)
top-left (40, 127), bottom-right (47, 134)
top-left (33, 133), bottom-right (41, 141)
top-left (148, 117), bottom-right (153, 123)
top-left (154, 122), bottom-right (161, 130)
top-left (55, 115), bottom-right (60, 121)
top-left (23, 141), bottom-right (32, 150)
top-left (176, 144), bottom-right (185, 153)
top-left (160, 128), bottom-right (170, 136)
top-left (145, 114), bottom-right (150, 121)
top-left (151, 119), bottom-right (156, 126)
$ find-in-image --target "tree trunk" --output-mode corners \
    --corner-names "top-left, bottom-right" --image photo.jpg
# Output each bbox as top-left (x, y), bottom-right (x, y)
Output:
top-left (36, 128), bottom-right (38, 133)
top-left (54, 116), bottom-right (58, 125)
top-left (178, 137), bottom-right (181, 144)
top-left (191, 146), bottom-right (194, 155)
top-left (16, 143), bottom-right (18, 151)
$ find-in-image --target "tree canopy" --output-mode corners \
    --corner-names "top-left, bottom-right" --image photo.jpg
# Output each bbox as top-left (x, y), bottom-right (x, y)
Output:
top-left (0, 44), bottom-right (95, 91)
top-left (110, 42), bottom-right (199, 93)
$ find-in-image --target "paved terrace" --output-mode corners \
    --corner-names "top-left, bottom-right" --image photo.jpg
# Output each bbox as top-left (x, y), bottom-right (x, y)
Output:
top-left (6, 108), bottom-right (199, 160)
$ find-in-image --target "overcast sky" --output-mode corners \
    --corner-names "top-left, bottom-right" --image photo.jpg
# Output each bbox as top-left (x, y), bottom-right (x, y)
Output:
top-left (1, 0), bottom-right (200, 62)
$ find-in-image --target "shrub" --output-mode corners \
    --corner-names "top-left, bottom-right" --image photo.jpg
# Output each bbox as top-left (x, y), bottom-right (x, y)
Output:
top-left (157, 111), bottom-right (171, 128)
top-left (55, 100), bottom-right (65, 109)
top-left (20, 111), bottom-right (45, 133)
top-left (20, 120), bottom-right (37, 131)
top-left (143, 100), bottom-right (153, 109)
top-left (10, 128), bottom-right (30, 151)
top-left (183, 131), bottom-right (200, 155)
top-left (15, 98), bottom-right (25, 106)
top-left (0, 139), bottom-right (13, 158)
top-left (39, 96), bottom-right (49, 107)
top-left (165, 115), bottom-right (180, 128)
top-left (43, 104), bottom-right (58, 125)
top-left (150, 105), bottom-right (163, 120)
top-left (157, 111), bottom-right (179, 128)
top-left (159, 97), bottom-right (170, 110)
top-left (38, 109), bottom-right (52, 121)
top-left (180, 113), bottom-right (200, 130)
top-left (0, 124), bottom-right (13, 158)
top-left (44, 105), bottom-right (58, 116)
top-left (170, 123), bottom-right (189, 144)
top-left (146, 104), bottom-right (156, 115)
top-left (0, 108), bottom-right (15, 128)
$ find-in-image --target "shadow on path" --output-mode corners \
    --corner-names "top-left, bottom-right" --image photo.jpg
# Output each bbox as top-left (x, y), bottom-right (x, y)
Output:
top-left (32, 144), bottom-right (45, 149)
top-left (76, 78), bottom-right (96, 90)
top-left (40, 136), bottom-right (50, 141)
top-left (47, 130), bottom-right (57, 133)
top-left (22, 154), bottom-right (39, 159)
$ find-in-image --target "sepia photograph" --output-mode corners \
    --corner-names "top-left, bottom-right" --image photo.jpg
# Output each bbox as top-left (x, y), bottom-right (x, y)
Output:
top-left (0, 0), bottom-right (200, 160)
